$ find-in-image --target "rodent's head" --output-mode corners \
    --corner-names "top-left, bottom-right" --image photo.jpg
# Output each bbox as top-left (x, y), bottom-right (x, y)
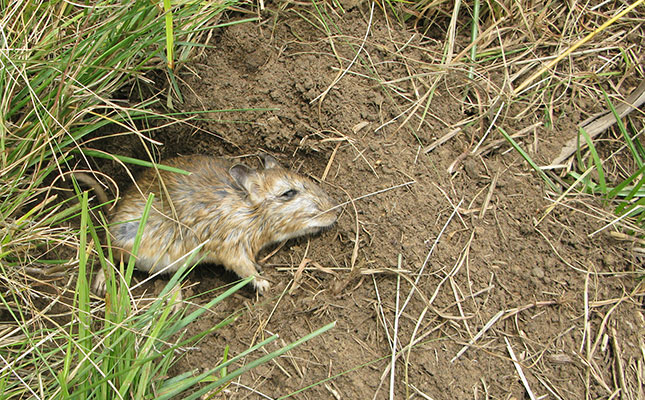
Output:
top-left (229, 154), bottom-right (340, 244)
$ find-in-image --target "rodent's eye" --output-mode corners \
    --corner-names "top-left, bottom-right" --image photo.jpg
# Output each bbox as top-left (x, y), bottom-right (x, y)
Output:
top-left (280, 189), bottom-right (298, 200)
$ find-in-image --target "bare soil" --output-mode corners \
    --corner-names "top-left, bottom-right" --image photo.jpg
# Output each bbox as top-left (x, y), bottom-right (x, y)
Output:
top-left (90, 4), bottom-right (643, 399)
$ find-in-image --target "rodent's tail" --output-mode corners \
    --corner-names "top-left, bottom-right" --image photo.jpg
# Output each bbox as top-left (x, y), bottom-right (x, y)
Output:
top-left (71, 172), bottom-right (111, 216)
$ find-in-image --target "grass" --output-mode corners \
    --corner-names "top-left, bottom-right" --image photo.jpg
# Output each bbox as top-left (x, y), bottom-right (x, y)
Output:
top-left (0, 0), bottom-right (333, 398)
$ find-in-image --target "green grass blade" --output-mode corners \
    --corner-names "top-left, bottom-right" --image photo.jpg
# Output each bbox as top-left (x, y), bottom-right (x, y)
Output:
top-left (78, 149), bottom-right (192, 174)
top-left (498, 127), bottom-right (559, 192)
top-left (579, 127), bottom-right (606, 195)
top-left (601, 87), bottom-right (643, 167)
top-left (164, 0), bottom-right (175, 71)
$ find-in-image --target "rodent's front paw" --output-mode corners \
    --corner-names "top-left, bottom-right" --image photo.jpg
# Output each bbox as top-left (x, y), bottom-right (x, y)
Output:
top-left (253, 277), bottom-right (270, 294)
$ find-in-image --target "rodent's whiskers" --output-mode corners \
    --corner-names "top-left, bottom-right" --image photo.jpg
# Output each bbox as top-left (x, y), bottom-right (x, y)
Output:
top-left (310, 180), bottom-right (416, 221)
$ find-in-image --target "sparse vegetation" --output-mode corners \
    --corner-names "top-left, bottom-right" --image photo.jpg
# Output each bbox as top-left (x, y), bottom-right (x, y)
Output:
top-left (388, 0), bottom-right (645, 262)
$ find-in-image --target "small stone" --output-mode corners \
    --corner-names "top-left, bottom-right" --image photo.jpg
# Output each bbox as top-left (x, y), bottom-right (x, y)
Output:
top-left (463, 158), bottom-right (480, 180)
top-left (532, 267), bottom-right (545, 279)
top-left (519, 223), bottom-right (533, 235)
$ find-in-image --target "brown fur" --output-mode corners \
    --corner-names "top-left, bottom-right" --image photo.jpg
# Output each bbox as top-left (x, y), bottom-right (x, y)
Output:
top-left (104, 154), bottom-right (339, 292)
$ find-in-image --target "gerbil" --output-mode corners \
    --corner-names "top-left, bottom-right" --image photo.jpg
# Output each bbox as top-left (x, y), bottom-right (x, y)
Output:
top-left (93, 154), bottom-right (339, 296)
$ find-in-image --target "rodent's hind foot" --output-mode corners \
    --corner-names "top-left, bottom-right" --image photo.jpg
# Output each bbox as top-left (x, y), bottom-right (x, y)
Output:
top-left (253, 277), bottom-right (270, 294)
top-left (92, 267), bottom-right (183, 314)
top-left (92, 268), bottom-right (107, 296)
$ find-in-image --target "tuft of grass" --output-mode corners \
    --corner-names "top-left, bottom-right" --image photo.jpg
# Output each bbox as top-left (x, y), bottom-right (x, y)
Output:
top-left (572, 92), bottom-right (645, 228)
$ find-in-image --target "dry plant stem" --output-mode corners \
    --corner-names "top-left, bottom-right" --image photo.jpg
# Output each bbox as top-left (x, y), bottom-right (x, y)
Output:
top-left (479, 171), bottom-right (498, 219)
top-left (533, 226), bottom-right (593, 274)
top-left (423, 127), bottom-right (461, 153)
top-left (258, 242), bottom-right (286, 263)
top-left (444, 0), bottom-right (461, 64)
top-left (475, 122), bottom-right (542, 158)
top-left (449, 275), bottom-right (472, 337)
top-left (328, 128), bottom-right (379, 178)
top-left (295, 234), bottom-right (312, 283)
top-left (324, 383), bottom-right (341, 400)
top-left (265, 342), bottom-right (291, 379)
top-left (588, 208), bottom-right (639, 238)
top-left (536, 376), bottom-right (564, 400)
top-left (577, 352), bottom-right (612, 394)
top-left (504, 337), bottom-right (537, 400)
top-left (288, 256), bottom-right (310, 295)
top-left (228, 381), bottom-right (273, 399)
top-left (537, 168), bottom-right (594, 225)
top-left (403, 199), bottom-right (464, 314)
top-left (321, 141), bottom-right (340, 181)
top-left (429, 228), bottom-right (473, 308)
top-left (372, 275), bottom-right (394, 349)
top-left (376, 319), bottom-right (448, 388)
top-left (374, 86), bottom-right (427, 133)
top-left (388, 254), bottom-right (402, 400)
top-left (451, 310), bottom-right (504, 363)
top-left (336, 185), bottom-right (361, 271)
top-left (409, 383), bottom-right (434, 400)
top-left (447, 150), bottom-right (469, 175)
top-left (405, 306), bottom-right (428, 400)
top-left (610, 327), bottom-right (628, 399)
top-left (500, 300), bottom-right (560, 322)
top-left (639, 342), bottom-right (645, 400)
top-left (590, 296), bottom-right (625, 360)
top-left (471, 101), bottom-right (504, 155)
top-left (283, 344), bottom-right (304, 380)
top-left (541, 199), bottom-right (644, 243)
top-left (0, 353), bottom-right (39, 399)
top-left (582, 273), bottom-right (591, 356)
top-left (550, 80), bottom-right (645, 167)
top-left (254, 283), bottom-right (290, 344)
top-left (0, 275), bottom-right (76, 369)
top-left (128, 242), bottom-right (206, 292)
top-left (334, 181), bottom-right (416, 212)
top-left (580, 276), bottom-right (613, 394)
top-left (83, 148), bottom-right (142, 207)
top-left (392, 273), bottom-right (471, 322)
top-left (394, 76), bottom-right (440, 135)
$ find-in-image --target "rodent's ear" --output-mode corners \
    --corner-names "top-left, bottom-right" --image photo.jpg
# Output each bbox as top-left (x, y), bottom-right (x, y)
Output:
top-left (260, 153), bottom-right (281, 170)
top-left (229, 164), bottom-right (255, 193)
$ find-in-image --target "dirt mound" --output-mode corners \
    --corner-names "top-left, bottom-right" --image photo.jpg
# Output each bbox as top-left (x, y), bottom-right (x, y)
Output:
top-left (92, 4), bottom-right (643, 399)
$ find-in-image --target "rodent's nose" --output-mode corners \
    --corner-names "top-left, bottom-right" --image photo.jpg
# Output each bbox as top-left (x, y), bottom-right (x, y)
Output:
top-left (316, 196), bottom-right (340, 219)
top-left (327, 197), bottom-right (341, 217)
top-left (313, 187), bottom-right (340, 219)
top-left (333, 200), bottom-right (341, 215)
